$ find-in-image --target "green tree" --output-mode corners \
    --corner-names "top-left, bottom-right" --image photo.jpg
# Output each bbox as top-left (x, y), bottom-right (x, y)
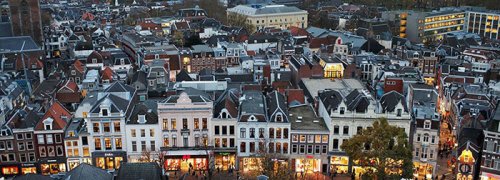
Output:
top-left (340, 118), bottom-right (413, 180)
top-left (226, 13), bottom-right (255, 33)
top-left (172, 31), bottom-right (185, 47)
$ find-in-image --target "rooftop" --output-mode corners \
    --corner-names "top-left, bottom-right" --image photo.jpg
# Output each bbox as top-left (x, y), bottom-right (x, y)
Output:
top-left (300, 78), bottom-right (365, 98)
top-left (289, 105), bottom-right (328, 132)
top-left (227, 4), bottom-right (307, 16)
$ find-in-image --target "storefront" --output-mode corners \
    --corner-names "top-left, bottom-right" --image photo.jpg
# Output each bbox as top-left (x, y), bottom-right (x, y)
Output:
top-left (413, 162), bottom-right (434, 179)
top-left (67, 158), bottom-right (92, 170)
top-left (329, 156), bottom-right (349, 175)
top-left (214, 151), bottom-right (236, 171)
top-left (92, 151), bottom-right (127, 170)
top-left (163, 150), bottom-right (209, 172)
top-left (0, 163), bottom-right (38, 176)
top-left (240, 157), bottom-right (263, 172)
top-left (294, 157), bottom-right (322, 173)
top-left (39, 158), bottom-right (67, 175)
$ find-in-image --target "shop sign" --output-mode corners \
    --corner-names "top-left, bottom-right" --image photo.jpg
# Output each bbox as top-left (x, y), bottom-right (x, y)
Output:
top-left (47, 160), bottom-right (57, 163)
top-left (21, 164), bottom-right (35, 167)
top-left (105, 153), bottom-right (115, 157)
top-left (182, 155), bottom-right (191, 159)
top-left (459, 164), bottom-right (471, 174)
top-left (306, 155), bottom-right (314, 159)
top-left (218, 152), bottom-right (230, 156)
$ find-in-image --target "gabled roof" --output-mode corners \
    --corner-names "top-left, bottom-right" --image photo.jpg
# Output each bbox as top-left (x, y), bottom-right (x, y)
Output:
top-left (73, 59), bottom-right (85, 73)
top-left (318, 90), bottom-right (343, 115)
top-left (345, 90), bottom-right (370, 112)
top-left (64, 163), bottom-right (113, 180)
top-left (104, 82), bottom-right (135, 93)
top-left (35, 101), bottom-right (72, 131)
top-left (267, 91), bottom-right (289, 122)
top-left (176, 69), bottom-right (193, 81)
top-left (116, 163), bottom-right (162, 180)
top-left (90, 93), bottom-right (130, 114)
top-left (101, 67), bottom-right (114, 82)
top-left (380, 90), bottom-right (408, 113)
top-left (214, 89), bottom-right (240, 118)
top-left (58, 80), bottom-right (79, 93)
top-left (128, 101), bottom-right (158, 124)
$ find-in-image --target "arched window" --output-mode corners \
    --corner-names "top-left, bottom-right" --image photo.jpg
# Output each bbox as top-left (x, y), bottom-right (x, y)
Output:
top-left (423, 134), bottom-right (430, 142)
top-left (221, 111), bottom-right (227, 119)
top-left (276, 113), bottom-right (282, 122)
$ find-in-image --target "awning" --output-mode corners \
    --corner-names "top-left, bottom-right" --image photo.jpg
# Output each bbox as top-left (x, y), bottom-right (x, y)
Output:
top-left (165, 150), bottom-right (208, 156)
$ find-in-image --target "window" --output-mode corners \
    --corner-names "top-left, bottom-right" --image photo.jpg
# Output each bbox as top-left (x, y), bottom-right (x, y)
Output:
top-left (150, 129), bottom-right (155, 137)
top-left (114, 122), bottom-right (120, 132)
top-left (240, 128), bottom-right (246, 138)
top-left (276, 128), bottom-right (282, 139)
top-left (340, 107), bottom-right (345, 114)
top-left (269, 128), bottom-right (274, 138)
top-left (163, 138), bottom-right (169, 147)
top-left (132, 141), bottom-right (137, 152)
top-left (131, 129), bottom-right (136, 137)
top-left (93, 123), bottom-right (100, 133)
top-left (28, 153), bottom-right (35, 162)
top-left (55, 134), bottom-right (62, 143)
top-left (115, 138), bottom-right (122, 150)
top-left (424, 120), bottom-right (431, 129)
top-left (397, 109), bottom-right (402, 117)
top-left (95, 138), bottom-right (101, 150)
top-left (240, 142), bottom-right (246, 153)
top-left (315, 145), bottom-right (320, 154)
top-left (292, 135), bottom-right (298, 142)
top-left (222, 139), bottom-right (227, 147)
top-left (18, 142), bottom-right (25, 151)
top-left (333, 139), bottom-right (339, 150)
top-left (284, 128), bottom-right (289, 139)
top-left (194, 118), bottom-right (199, 129)
top-left (26, 142), bottom-right (34, 150)
top-left (431, 136), bottom-right (436, 144)
top-left (102, 109), bottom-right (109, 116)
top-left (141, 129), bottom-right (146, 137)
top-left (299, 145), bottom-right (305, 154)
top-left (105, 138), bottom-right (112, 150)
top-left (39, 147), bottom-right (46, 157)
top-left (259, 128), bottom-right (265, 138)
top-left (222, 126), bottom-right (227, 135)
top-left (307, 135), bottom-right (314, 143)
top-left (25, 133), bottom-right (32, 139)
top-left (103, 123), bottom-right (110, 133)
top-left (163, 119), bottom-right (168, 130)
top-left (430, 150), bottom-right (434, 159)
top-left (150, 141), bottom-right (156, 151)
top-left (56, 146), bottom-right (64, 156)
top-left (417, 134), bottom-right (421, 142)
top-left (183, 137), bottom-right (188, 147)
top-left (171, 118), bottom-right (176, 130)
top-left (215, 126), bottom-right (220, 135)
top-left (82, 137), bottom-right (88, 145)
top-left (276, 114), bottom-right (283, 122)
top-left (249, 142), bottom-right (255, 153)
top-left (343, 126), bottom-right (349, 135)
top-left (299, 135), bottom-right (306, 142)
top-left (230, 126), bottom-right (235, 135)
top-left (141, 141), bottom-right (146, 151)
top-left (230, 138), bottom-right (235, 147)
top-left (6, 141), bottom-right (12, 150)
top-left (250, 128), bottom-right (255, 138)
top-left (423, 134), bottom-right (429, 142)
top-left (292, 144), bottom-right (298, 153)
top-left (322, 135), bottom-right (328, 143)
top-left (0, 142), bottom-right (4, 150)
top-left (16, 134), bottom-right (23, 140)
top-left (334, 126), bottom-right (339, 134)
top-left (215, 138), bottom-right (221, 147)
top-left (322, 145), bottom-right (328, 154)
top-left (357, 126), bottom-right (363, 134)
top-left (307, 145), bottom-right (313, 154)
top-left (182, 118), bottom-right (188, 129)
top-left (46, 134), bottom-right (53, 144)
top-left (202, 118), bottom-right (207, 129)
top-left (37, 135), bottom-right (45, 144)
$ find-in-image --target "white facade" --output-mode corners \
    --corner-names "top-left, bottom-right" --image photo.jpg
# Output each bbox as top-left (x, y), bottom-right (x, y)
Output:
top-left (125, 124), bottom-right (162, 162)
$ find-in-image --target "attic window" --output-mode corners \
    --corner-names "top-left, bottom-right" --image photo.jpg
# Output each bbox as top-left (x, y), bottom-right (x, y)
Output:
top-left (92, 58), bottom-right (97, 64)
top-left (71, 70), bottom-right (76, 75)
top-left (340, 107), bottom-right (345, 114)
top-left (221, 111), bottom-right (228, 119)
top-left (120, 59), bottom-right (125, 65)
top-left (249, 115), bottom-right (256, 121)
top-left (424, 120), bottom-right (431, 129)
top-left (101, 108), bottom-right (109, 116)
top-left (138, 115), bottom-right (146, 124)
top-left (155, 54), bottom-right (160, 59)
top-left (397, 109), bottom-right (402, 117)
top-left (43, 118), bottom-right (54, 130)
top-left (276, 113), bottom-right (283, 122)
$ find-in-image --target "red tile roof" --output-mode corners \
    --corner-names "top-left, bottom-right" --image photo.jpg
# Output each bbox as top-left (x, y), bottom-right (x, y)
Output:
top-left (82, 12), bottom-right (95, 21)
top-left (289, 26), bottom-right (309, 37)
top-left (286, 89), bottom-right (305, 106)
top-left (101, 67), bottom-right (114, 81)
top-left (73, 59), bottom-right (85, 73)
top-left (58, 80), bottom-right (79, 93)
top-left (35, 101), bottom-right (71, 131)
top-left (309, 35), bottom-right (337, 49)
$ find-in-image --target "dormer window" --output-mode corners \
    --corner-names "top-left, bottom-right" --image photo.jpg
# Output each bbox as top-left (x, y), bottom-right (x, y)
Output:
top-left (138, 115), bottom-right (146, 124)
top-left (249, 115), bottom-right (256, 121)
top-left (92, 58), bottom-right (97, 64)
top-left (276, 113), bottom-right (283, 122)
top-left (340, 107), bottom-right (345, 115)
top-left (120, 59), bottom-right (125, 65)
top-left (424, 120), bottom-right (431, 129)
top-left (71, 70), bottom-right (76, 75)
top-left (43, 117), bottom-right (54, 130)
top-left (101, 108), bottom-right (109, 116)
top-left (397, 109), bottom-right (402, 117)
top-left (221, 111), bottom-right (228, 119)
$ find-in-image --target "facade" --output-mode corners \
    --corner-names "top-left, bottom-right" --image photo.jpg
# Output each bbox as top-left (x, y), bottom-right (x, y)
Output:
top-left (34, 101), bottom-right (72, 175)
top-left (191, 45), bottom-right (216, 73)
top-left (8, 0), bottom-right (43, 44)
top-left (289, 105), bottom-right (330, 174)
top-left (85, 82), bottom-right (137, 171)
top-left (465, 11), bottom-right (500, 40)
top-left (481, 107), bottom-right (500, 180)
top-left (236, 91), bottom-right (290, 172)
top-left (402, 9), bottom-right (466, 43)
top-left (0, 109), bottom-right (40, 177)
top-left (211, 89), bottom-right (239, 170)
top-left (125, 101), bottom-right (161, 162)
top-left (64, 118), bottom-right (91, 171)
top-left (227, 4), bottom-right (308, 31)
top-left (158, 92), bottom-right (213, 172)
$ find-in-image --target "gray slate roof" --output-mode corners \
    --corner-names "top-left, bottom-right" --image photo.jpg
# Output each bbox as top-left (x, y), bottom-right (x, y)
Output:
top-left (117, 163), bottom-right (163, 180)
top-left (63, 163), bottom-right (113, 180)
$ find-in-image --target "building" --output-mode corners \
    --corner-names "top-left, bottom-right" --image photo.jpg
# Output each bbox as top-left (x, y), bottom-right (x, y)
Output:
top-left (125, 101), bottom-right (161, 162)
top-left (407, 83), bottom-right (440, 179)
top-left (34, 101), bottom-right (72, 175)
top-left (236, 91), bottom-right (291, 172)
top-left (158, 91), bottom-right (213, 172)
top-left (8, 0), bottom-right (43, 44)
top-left (289, 105), bottom-right (330, 175)
top-left (64, 118), bottom-right (91, 171)
top-left (227, 4), bottom-right (308, 31)
top-left (465, 11), bottom-right (500, 40)
top-left (191, 45), bottom-right (216, 73)
top-left (0, 109), bottom-right (40, 177)
top-left (480, 105), bottom-right (500, 180)
top-left (402, 9), bottom-right (466, 43)
top-left (211, 89), bottom-right (239, 171)
top-left (85, 82), bottom-right (137, 171)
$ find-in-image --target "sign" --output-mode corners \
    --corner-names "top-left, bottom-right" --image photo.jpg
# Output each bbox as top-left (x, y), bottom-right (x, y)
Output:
top-left (105, 153), bottom-right (115, 157)
top-left (47, 160), bottom-right (57, 163)
top-left (218, 152), bottom-right (231, 156)
top-left (459, 164), bottom-right (471, 174)
top-left (21, 164), bottom-right (35, 167)
top-left (306, 155), bottom-right (314, 159)
top-left (182, 155), bottom-right (191, 159)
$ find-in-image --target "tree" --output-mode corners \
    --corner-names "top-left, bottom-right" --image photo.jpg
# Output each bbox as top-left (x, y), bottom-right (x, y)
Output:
top-left (340, 118), bottom-right (413, 180)
top-left (226, 13), bottom-right (255, 33)
top-left (257, 139), bottom-right (296, 180)
top-left (172, 31), bottom-right (185, 47)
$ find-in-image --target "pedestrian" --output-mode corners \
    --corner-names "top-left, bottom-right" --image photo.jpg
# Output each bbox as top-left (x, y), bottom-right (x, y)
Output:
top-left (442, 174), bottom-right (446, 180)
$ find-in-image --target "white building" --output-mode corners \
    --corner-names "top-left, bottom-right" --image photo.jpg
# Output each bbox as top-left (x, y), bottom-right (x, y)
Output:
top-left (158, 91), bottom-right (213, 172)
top-left (84, 82), bottom-right (137, 171)
top-left (125, 101), bottom-right (162, 162)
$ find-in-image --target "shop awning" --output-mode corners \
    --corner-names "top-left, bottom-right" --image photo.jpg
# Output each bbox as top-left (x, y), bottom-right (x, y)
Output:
top-left (165, 150), bottom-right (208, 156)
